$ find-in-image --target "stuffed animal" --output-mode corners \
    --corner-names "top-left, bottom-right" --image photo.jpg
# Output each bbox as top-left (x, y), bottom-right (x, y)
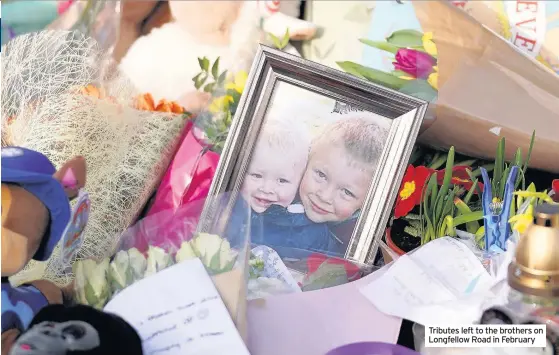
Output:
top-left (9, 304), bottom-right (143, 355)
top-left (1, 146), bottom-right (86, 353)
top-left (118, 0), bottom-right (317, 104)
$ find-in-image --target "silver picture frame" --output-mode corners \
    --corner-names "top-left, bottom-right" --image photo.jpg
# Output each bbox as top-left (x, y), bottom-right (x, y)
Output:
top-left (199, 45), bottom-right (428, 265)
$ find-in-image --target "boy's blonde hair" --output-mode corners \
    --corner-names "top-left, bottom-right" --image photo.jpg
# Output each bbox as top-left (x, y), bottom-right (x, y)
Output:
top-left (311, 114), bottom-right (389, 172)
top-left (254, 115), bottom-right (311, 168)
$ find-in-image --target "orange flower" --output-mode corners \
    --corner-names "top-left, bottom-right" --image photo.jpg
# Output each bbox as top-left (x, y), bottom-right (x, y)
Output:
top-left (79, 84), bottom-right (106, 99)
top-left (134, 93), bottom-right (184, 114)
top-left (78, 84), bottom-right (118, 104)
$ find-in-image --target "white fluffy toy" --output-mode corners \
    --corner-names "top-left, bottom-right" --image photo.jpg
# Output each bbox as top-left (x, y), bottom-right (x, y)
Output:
top-left (119, 0), bottom-right (317, 103)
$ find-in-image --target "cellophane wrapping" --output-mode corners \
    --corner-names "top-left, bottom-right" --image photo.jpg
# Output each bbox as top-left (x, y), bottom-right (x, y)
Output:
top-left (2, 30), bottom-right (187, 287)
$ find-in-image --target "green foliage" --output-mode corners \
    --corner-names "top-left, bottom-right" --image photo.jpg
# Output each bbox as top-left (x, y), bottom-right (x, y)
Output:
top-left (419, 147), bottom-right (484, 244)
top-left (268, 29), bottom-right (290, 50)
top-left (191, 56), bottom-right (245, 153)
top-left (192, 57), bottom-right (228, 92)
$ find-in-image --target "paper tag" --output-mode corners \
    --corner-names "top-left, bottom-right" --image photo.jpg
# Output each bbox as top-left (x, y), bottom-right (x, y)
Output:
top-left (60, 190), bottom-right (90, 265)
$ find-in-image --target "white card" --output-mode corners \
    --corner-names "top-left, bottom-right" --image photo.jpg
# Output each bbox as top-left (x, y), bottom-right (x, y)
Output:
top-left (104, 259), bottom-right (250, 355)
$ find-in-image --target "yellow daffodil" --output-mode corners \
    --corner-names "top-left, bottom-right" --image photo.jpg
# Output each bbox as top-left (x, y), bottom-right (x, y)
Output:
top-left (422, 32), bottom-right (438, 57)
top-left (509, 204), bottom-right (534, 235)
top-left (225, 71), bottom-right (248, 94)
top-left (427, 65), bottom-right (438, 91)
top-left (208, 95), bottom-right (233, 114)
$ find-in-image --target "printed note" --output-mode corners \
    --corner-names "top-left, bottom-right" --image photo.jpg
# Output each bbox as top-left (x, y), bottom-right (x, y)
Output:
top-left (104, 259), bottom-right (250, 355)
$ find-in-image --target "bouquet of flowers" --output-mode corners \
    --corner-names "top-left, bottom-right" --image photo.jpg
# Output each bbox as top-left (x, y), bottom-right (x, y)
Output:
top-left (2, 30), bottom-right (188, 287)
top-left (191, 56), bottom-right (248, 153)
top-left (73, 232), bottom-right (239, 309)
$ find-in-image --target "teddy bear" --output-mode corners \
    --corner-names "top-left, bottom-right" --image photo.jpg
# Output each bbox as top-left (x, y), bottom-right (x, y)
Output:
top-left (1, 146), bottom-right (86, 352)
top-left (1, 146), bottom-right (143, 355)
top-left (117, 0), bottom-right (317, 105)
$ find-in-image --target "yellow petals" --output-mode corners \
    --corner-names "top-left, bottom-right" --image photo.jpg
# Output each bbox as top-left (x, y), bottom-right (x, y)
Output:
top-left (225, 71), bottom-right (248, 94)
top-left (427, 71), bottom-right (438, 91)
top-left (209, 95), bottom-right (234, 113)
top-left (422, 32), bottom-right (438, 57)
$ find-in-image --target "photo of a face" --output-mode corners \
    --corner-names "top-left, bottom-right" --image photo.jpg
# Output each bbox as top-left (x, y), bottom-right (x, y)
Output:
top-left (241, 142), bottom-right (306, 213)
top-left (299, 142), bottom-right (371, 224)
top-left (233, 81), bottom-right (391, 257)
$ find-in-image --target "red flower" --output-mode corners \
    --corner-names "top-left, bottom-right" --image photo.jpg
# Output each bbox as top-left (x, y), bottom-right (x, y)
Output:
top-left (436, 166), bottom-right (484, 193)
top-left (394, 165), bottom-right (434, 219)
top-left (307, 253), bottom-right (361, 281)
top-left (393, 49), bottom-right (437, 79)
top-left (552, 179), bottom-right (559, 202)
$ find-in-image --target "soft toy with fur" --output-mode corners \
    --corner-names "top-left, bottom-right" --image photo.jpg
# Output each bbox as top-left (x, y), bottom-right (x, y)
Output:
top-left (1, 147), bottom-right (85, 353)
top-left (118, 0), bottom-right (317, 104)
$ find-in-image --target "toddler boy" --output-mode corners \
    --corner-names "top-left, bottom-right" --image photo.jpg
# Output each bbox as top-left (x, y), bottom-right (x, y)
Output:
top-left (240, 116), bottom-right (311, 213)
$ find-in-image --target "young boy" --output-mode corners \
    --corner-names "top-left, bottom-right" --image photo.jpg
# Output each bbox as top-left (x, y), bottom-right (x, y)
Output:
top-left (226, 115), bottom-right (312, 249)
top-left (240, 117), bottom-right (310, 214)
top-left (298, 114), bottom-right (389, 254)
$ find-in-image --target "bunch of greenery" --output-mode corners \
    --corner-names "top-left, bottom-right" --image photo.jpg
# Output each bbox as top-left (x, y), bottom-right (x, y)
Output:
top-left (192, 57), bottom-right (246, 153)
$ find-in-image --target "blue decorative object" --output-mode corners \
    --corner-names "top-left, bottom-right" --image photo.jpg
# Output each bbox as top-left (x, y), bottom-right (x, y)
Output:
top-left (480, 166), bottom-right (519, 252)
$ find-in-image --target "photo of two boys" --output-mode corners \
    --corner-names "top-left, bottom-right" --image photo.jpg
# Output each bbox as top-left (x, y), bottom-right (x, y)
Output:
top-left (227, 82), bottom-right (391, 259)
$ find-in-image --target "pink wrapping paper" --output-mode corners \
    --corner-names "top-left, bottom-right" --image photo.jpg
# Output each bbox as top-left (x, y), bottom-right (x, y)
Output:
top-left (247, 267), bottom-right (402, 355)
top-left (137, 121), bottom-right (220, 250)
top-left (147, 121), bottom-right (220, 215)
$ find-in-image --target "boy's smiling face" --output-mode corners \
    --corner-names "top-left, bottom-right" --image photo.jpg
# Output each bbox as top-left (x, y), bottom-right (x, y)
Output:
top-left (241, 144), bottom-right (305, 213)
top-left (299, 143), bottom-right (371, 223)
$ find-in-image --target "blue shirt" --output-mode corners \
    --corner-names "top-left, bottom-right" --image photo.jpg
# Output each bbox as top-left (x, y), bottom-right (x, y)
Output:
top-left (226, 198), bottom-right (348, 258)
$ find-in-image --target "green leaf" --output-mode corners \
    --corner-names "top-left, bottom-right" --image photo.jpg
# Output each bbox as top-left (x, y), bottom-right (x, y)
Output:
top-left (336, 61), bottom-right (408, 90)
top-left (463, 178), bottom-right (478, 205)
top-left (198, 57), bottom-right (210, 72)
top-left (399, 80), bottom-right (438, 102)
top-left (429, 153), bottom-right (447, 170)
top-left (466, 169), bottom-right (484, 197)
top-left (493, 137), bottom-right (505, 196)
top-left (280, 29), bottom-right (290, 49)
top-left (452, 210), bottom-right (484, 226)
top-left (194, 72), bottom-right (208, 90)
top-left (268, 32), bottom-right (282, 49)
top-left (455, 159), bottom-right (477, 167)
top-left (217, 71), bottom-right (228, 87)
top-left (456, 195), bottom-right (479, 233)
top-left (203, 83), bottom-right (215, 93)
top-left (499, 165), bottom-right (511, 200)
top-left (385, 29), bottom-right (424, 48)
top-left (427, 172), bottom-right (438, 214)
top-left (302, 263), bottom-right (348, 292)
top-left (211, 57), bottom-right (220, 79)
top-left (404, 225), bottom-right (421, 237)
top-left (359, 39), bottom-right (400, 54)
top-left (392, 70), bottom-right (410, 78)
top-left (208, 249), bottom-right (222, 273)
top-left (522, 130), bottom-right (536, 174)
top-left (435, 147), bottom-right (455, 222)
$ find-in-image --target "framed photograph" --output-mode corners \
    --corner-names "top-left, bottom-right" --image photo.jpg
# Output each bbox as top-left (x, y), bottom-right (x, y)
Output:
top-left (199, 45), bottom-right (428, 265)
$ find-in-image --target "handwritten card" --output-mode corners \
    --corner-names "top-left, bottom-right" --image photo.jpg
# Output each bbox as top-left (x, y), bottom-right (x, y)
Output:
top-left (104, 259), bottom-right (250, 355)
top-left (360, 237), bottom-right (496, 325)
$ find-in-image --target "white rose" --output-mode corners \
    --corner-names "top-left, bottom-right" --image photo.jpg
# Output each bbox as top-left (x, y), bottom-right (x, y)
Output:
top-left (127, 247), bottom-right (147, 281)
top-left (192, 233), bottom-right (236, 272)
top-left (175, 241), bottom-right (197, 263)
top-left (144, 246), bottom-right (174, 278)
